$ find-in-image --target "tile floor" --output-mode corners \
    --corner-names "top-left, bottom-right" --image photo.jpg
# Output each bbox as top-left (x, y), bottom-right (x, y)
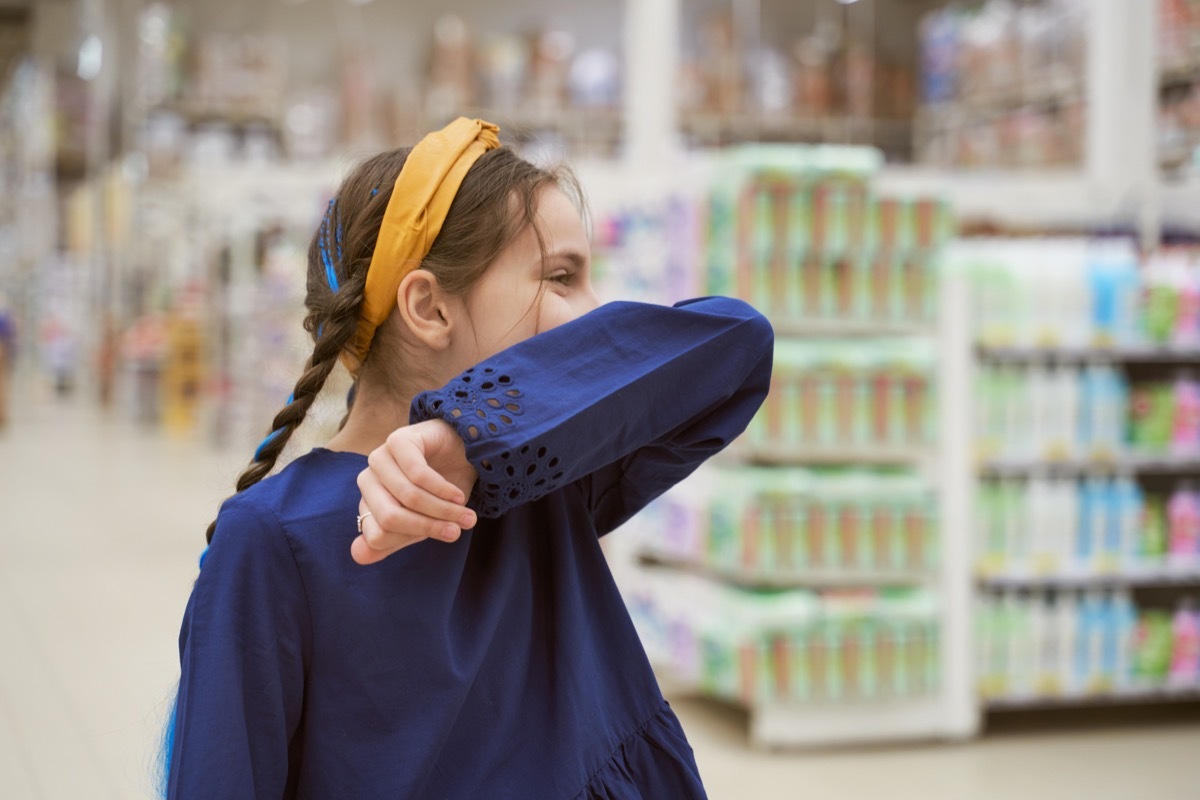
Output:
top-left (1, 381), bottom-right (1197, 800)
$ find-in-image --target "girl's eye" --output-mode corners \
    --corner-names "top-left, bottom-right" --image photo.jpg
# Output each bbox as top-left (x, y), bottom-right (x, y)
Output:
top-left (548, 272), bottom-right (574, 286)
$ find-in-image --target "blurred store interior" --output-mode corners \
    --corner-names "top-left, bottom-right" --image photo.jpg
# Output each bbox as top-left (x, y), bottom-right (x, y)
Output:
top-left (2, 0), bottom-right (1200, 798)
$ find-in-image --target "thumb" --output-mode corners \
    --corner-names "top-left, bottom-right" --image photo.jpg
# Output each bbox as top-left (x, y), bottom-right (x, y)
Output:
top-left (417, 418), bottom-right (466, 456)
top-left (351, 535), bottom-right (390, 566)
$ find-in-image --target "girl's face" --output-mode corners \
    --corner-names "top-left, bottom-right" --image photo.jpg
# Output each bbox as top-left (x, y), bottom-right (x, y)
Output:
top-left (451, 186), bottom-right (599, 367)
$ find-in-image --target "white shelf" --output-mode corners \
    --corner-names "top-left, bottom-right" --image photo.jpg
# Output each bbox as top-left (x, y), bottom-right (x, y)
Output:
top-left (772, 318), bottom-right (934, 338)
top-left (976, 343), bottom-right (1200, 363)
top-left (741, 443), bottom-right (929, 467)
top-left (979, 452), bottom-right (1200, 477)
top-left (986, 684), bottom-right (1200, 711)
top-left (751, 697), bottom-right (972, 748)
top-left (978, 566), bottom-right (1200, 589)
top-left (640, 551), bottom-right (932, 590)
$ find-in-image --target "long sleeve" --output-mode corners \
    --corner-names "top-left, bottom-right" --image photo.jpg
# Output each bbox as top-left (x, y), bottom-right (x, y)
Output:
top-left (167, 496), bottom-right (311, 800)
top-left (410, 296), bottom-right (774, 531)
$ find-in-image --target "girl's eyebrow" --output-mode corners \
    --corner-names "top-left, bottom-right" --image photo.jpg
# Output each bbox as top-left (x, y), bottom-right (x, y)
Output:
top-left (537, 249), bottom-right (588, 270)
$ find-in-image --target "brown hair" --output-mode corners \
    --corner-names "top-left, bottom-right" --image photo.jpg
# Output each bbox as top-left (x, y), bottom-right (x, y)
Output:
top-left (205, 145), bottom-right (578, 543)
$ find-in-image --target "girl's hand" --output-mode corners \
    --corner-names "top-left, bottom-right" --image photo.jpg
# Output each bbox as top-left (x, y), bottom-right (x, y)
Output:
top-left (352, 419), bottom-right (479, 565)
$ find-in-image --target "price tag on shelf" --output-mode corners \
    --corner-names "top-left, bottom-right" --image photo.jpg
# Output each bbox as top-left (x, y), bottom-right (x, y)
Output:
top-left (1035, 331), bottom-right (1061, 349)
top-left (1043, 444), bottom-right (1070, 463)
top-left (1033, 555), bottom-right (1059, 576)
top-left (977, 555), bottom-right (1007, 577)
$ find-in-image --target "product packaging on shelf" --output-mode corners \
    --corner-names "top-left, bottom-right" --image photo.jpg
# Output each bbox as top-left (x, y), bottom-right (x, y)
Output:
top-left (976, 361), bottom-right (1128, 463)
top-left (627, 572), bottom-right (939, 706)
top-left (704, 144), bottom-right (952, 328)
top-left (976, 471), bottom-right (1200, 578)
top-left (747, 339), bottom-right (936, 453)
top-left (1130, 369), bottom-right (1200, 457)
top-left (960, 238), bottom-right (1147, 350)
top-left (974, 474), bottom-right (1158, 576)
top-left (626, 143), bottom-right (952, 724)
top-left (647, 466), bottom-right (937, 579)
top-left (978, 588), bottom-right (1200, 700)
top-left (1141, 250), bottom-right (1200, 346)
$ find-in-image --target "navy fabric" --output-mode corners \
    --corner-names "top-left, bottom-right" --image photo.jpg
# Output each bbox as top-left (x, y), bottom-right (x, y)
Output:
top-left (167, 297), bottom-right (773, 799)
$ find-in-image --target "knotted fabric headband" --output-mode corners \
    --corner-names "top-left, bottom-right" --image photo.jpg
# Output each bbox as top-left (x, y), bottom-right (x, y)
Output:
top-left (345, 117), bottom-right (501, 371)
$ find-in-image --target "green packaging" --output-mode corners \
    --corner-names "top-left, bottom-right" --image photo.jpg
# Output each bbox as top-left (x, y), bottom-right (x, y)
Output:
top-left (1143, 284), bottom-right (1179, 345)
top-left (1129, 383), bottom-right (1174, 452)
top-left (752, 185), bottom-right (776, 311)
top-left (1133, 611), bottom-right (1173, 682)
top-left (818, 255), bottom-right (841, 318)
top-left (788, 628), bottom-right (812, 701)
top-left (1140, 496), bottom-right (1168, 559)
top-left (709, 504), bottom-right (739, 568)
top-left (786, 182), bottom-right (811, 265)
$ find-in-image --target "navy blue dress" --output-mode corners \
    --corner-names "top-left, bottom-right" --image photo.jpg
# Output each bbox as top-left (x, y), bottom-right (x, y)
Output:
top-left (167, 297), bottom-right (773, 799)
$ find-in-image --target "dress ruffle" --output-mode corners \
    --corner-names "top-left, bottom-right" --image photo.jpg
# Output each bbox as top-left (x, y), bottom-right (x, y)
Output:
top-left (574, 701), bottom-right (708, 800)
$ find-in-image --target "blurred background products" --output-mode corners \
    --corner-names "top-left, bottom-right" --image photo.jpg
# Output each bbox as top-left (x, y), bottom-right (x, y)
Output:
top-left (916, 0), bottom-right (1088, 169)
top-left (628, 574), bottom-right (940, 707)
top-left (4, 2), bottom-right (1200, 795)
top-left (976, 589), bottom-right (1200, 702)
top-left (643, 466), bottom-right (937, 580)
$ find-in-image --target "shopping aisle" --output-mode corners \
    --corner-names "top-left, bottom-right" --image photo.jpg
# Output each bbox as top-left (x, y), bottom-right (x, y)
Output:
top-left (0, 386), bottom-right (1196, 800)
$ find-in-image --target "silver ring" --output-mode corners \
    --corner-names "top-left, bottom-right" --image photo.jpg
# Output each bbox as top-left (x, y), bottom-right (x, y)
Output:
top-left (356, 511), bottom-right (373, 534)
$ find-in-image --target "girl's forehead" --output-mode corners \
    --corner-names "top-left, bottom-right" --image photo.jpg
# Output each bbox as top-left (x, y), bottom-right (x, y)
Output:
top-left (537, 188), bottom-right (588, 236)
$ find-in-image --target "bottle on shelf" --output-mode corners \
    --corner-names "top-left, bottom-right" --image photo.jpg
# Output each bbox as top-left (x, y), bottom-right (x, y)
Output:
top-left (1108, 589), bottom-right (1137, 691)
top-left (1139, 494), bottom-right (1170, 566)
top-left (1170, 597), bottom-right (1200, 686)
top-left (1087, 238), bottom-right (1141, 347)
top-left (1110, 474), bottom-right (1143, 571)
top-left (1130, 380), bottom-right (1176, 455)
top-left (1171, 369), bottom-right (1200, 456)
top-left (1167, 481), bottom-right (1200, 566)
top-left (1133, 608), bottom-right (1173, 688)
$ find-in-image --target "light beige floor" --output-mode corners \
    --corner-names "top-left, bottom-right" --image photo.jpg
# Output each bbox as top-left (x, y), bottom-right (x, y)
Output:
top-left (2, 381), bottom-right (1197, 800)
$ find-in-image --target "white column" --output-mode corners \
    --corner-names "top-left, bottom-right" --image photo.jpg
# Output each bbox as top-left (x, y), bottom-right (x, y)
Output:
top-left (623, 0), bottom-right (681, 168)
top-left (1086, 0), bottom-right (1159, 246)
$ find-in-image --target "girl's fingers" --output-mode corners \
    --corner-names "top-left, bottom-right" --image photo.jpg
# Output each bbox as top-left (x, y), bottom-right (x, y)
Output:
top-left (378, 435), bottom-right (477, 526)
top-left (357, 470), bottom-right (464, 543)
top-left (351, 500), bottom-right (425, 565)
top-left (386, 429), bottom-right (468, 505)
top-left (367, 445), bottom-right (475, 527)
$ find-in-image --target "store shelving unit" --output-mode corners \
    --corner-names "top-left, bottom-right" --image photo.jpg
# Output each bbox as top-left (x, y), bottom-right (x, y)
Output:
top-left (979, 567), bottom-right (1200, 591)
top-left (623, 153), bottom-right (978, 748)
top-left (987, 684), bottom-right (1200, 710)
top-left (640, 552), bottom-right (932, 590)
top-left (980, 453), bottom-right (1200, 479)
top-left (426, 106), bottom-right (623, 160)
top-left (970, 304), bottom-right (1200, 715)
top-left (771, 317), bottom-right (933, 338)
top-left (977, 344), bottom-right (1200, 364)
top-left (739, 443), bottom-right (929, 467)
top-left (683, 113), bottom-right (913, 151)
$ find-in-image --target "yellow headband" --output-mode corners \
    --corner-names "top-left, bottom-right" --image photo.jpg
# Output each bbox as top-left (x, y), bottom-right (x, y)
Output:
top-left (346, 117), bottom-right (501, 370)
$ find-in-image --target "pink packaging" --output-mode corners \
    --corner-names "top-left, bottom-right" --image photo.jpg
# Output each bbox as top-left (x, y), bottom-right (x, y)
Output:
top-left (1172, 371), bottom-right (1200, 454)
top-left (1167, 482), bottom-right (1200, 561)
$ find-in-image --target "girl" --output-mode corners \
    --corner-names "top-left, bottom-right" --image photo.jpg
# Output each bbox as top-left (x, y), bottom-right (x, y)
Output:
top-left (165, 118), bottom-right (773, 799)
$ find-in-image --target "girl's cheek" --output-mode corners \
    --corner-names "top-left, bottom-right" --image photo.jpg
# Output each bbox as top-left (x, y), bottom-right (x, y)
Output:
top-left (539, 296), bottom-right (577, 334)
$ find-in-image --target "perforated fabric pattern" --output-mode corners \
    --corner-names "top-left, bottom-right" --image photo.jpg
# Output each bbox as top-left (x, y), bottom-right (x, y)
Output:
top-left (412, 366), bottom-right (563, 516)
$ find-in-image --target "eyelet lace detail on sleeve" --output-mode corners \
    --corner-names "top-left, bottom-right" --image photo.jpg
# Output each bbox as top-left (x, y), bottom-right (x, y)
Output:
top-left (412, 366), bottom-right (526, 442)
top-left (412, 368), bottom-right (565, 517)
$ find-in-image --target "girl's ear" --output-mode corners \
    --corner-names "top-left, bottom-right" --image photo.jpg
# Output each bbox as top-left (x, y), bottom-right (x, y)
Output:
top-left (396, 269), bottom-right (454, 351)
